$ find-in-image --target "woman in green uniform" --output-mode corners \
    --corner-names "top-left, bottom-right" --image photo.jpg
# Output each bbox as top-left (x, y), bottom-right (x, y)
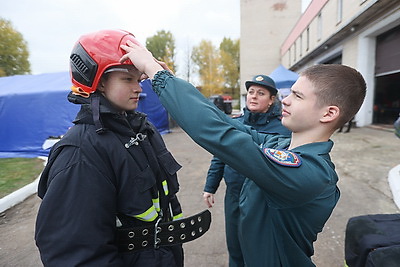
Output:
top-left (203, 74), bottom-right (290, 267)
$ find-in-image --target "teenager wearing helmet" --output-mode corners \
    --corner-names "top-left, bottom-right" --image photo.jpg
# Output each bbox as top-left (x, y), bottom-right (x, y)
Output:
top-left (35, 29), bottom-right (210, 267)
top-left (203, 75), bottom-right (290, 267)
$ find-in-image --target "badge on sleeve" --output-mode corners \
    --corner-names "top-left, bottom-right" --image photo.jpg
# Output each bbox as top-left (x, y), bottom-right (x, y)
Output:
top-left (263, 148), bottom-right (302, 167)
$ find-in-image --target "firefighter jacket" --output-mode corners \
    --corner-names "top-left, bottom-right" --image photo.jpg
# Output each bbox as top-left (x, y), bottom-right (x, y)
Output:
top-left (35, 92), bottom-right (183, 266)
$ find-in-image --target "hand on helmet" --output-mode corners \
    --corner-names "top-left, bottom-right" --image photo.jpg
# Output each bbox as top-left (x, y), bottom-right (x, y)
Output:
top-left (120, 40), bottom-right (171, 79)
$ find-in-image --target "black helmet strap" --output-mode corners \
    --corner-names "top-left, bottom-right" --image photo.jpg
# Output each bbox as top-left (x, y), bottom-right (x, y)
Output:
top-left (90, 94), bottom-right (107, 134)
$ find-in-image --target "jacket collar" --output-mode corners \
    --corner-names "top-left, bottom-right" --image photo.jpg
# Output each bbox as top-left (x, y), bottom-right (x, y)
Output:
top-left (242, 103), bottom-right (282, 125)
top-left (68, 92), bottom-right (152, 137)
top-left (290, 140), bottom-right (334, 155)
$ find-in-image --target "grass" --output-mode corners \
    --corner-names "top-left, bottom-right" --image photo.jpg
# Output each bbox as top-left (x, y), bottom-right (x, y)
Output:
top-left (0, 158), bottom-right (45, 199)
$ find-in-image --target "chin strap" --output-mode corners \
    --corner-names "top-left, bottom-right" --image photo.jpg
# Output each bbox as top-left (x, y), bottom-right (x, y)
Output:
top-left (90, 94), bottom-right (107, 134)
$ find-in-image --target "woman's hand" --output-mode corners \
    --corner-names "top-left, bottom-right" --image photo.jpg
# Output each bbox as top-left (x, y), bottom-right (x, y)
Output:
top-left (203, 192), bottom-right (215, 208)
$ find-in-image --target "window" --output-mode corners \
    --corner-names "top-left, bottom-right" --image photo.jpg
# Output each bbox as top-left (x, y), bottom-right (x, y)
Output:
top-left (306, 27), bottom-right (310, 51)
top-left (300, 34), bottom-right (303, 57)
top-left (337, 0), bottom-right (343, 23)
top-left (317, 13), bottom-right (322, 41)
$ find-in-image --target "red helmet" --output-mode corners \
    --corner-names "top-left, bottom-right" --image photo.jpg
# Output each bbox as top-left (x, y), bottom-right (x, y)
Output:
top-left (70, 29), bottom-right (139, 96)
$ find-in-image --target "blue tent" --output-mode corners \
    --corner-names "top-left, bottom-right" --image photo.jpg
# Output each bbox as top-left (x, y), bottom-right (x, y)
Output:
top-left (269, 64), bottom-right (299, 100)
top-left (0, 72), bottom-right (169, 158)
top-left (269, 64), bottom-right (299, 89)
top-left (136, 78), bottom-right (170, 135)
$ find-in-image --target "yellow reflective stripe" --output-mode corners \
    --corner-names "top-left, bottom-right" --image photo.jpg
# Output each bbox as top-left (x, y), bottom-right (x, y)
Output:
top-left (173, 213), bottom-right (183, 221)
top-left (162, 180), bottom-right (169, 195)
top-left (133, 206), bottom-right (158, 222)
top-left (152, 197), bottom-right (160, 212)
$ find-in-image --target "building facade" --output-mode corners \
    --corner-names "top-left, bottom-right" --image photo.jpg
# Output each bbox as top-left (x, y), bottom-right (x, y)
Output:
top-left (240, 0), bottom-right (302, 105)
top-left (241, 0), bottom-right (400, 126)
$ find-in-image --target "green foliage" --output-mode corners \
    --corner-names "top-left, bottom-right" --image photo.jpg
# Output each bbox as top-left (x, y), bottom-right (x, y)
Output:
top-left (191, 40), bottom-right (224, 97)
top-left (0, 18), bottom-right (31, 77)
top-left (0, 158), bottom-right (44, 198)
top-left (220, 38), bottom-right (240, 99)
top-left (191, 38), bottom-right (240, 98)
top-left (146, 30), bottom-right (176, 73)
top-left (144, 31), bottom-right (241, 100)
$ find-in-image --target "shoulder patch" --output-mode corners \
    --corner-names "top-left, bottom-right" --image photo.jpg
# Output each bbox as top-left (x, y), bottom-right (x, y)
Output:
top-left (263, 148), bottom-right (302, 167)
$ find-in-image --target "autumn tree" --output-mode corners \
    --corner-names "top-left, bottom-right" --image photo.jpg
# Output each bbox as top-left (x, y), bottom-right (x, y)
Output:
top-left (191, 40), bottom-right (224, 97)
top-left (220, 38), bottom-right (240, 99)
top-left (146, 30), bottom-right (176, 73)
top-left (0, 18), bottom-right (31, 77)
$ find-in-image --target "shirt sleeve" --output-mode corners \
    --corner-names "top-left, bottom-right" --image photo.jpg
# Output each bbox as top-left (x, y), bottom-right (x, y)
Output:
top-left (204, 156), bottom-right (225, 193)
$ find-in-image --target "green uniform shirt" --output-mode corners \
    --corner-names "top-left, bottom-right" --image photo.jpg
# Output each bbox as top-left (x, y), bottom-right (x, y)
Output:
top-left (152, 71), bottom-right (340, 266)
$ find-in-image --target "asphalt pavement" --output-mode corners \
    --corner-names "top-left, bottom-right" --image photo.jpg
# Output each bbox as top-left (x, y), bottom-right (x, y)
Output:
top-left (0, 126), bottom-right (399, 267)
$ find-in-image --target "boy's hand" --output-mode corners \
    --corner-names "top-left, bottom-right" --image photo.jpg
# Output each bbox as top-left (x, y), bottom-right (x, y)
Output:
top-left (120, 40), bottom-right (167, 79)
top-left (154, 59), bottom-right (174, 75)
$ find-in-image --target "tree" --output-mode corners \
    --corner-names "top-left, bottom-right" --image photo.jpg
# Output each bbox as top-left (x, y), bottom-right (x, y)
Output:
top-left (146, 30), bottom-right (176, 73)
top-left (0, 18), bottom-right (31, 77)
top-left (191, 40), bottom-right (224, 97)
top-left (181, 40), bottom-right (194, 83)
top-left (219, 38), bottom-right (240, 99)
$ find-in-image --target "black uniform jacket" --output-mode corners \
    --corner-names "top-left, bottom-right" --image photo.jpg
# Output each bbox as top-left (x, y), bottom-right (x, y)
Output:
top-left (35, 92), bottom-right (182, 266)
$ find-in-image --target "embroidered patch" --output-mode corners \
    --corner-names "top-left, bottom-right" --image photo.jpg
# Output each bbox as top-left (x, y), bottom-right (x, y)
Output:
top-left (263, 148), bottom-right (302, 167)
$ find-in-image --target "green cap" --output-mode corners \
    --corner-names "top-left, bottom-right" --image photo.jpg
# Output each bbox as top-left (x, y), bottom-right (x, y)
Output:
top-left (245, 75), bottom-right (277, 95)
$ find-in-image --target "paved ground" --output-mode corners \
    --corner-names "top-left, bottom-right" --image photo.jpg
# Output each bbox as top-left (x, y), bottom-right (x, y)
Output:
top-left (0, 126), bottom-right (399, 266)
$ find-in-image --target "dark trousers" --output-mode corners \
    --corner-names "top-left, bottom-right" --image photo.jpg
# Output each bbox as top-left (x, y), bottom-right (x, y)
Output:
top-left (224, 188), bottom-right (245, 267)
top-left (121, 246), bottom-right (183, 267)
top-left (338, 117), bottom-right (354, 133)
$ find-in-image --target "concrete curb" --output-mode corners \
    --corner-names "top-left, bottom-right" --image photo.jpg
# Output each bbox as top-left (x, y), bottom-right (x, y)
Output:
top-left (0, 176), bottom-right (39, 213)
top-left (388, 164), bottom-right (400, 210)
top-left (1, 162), bottom-right (400, 214)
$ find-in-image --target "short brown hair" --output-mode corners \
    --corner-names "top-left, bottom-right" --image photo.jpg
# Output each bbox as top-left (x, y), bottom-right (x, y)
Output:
top-left (301, 64), bottom-right (366, 128)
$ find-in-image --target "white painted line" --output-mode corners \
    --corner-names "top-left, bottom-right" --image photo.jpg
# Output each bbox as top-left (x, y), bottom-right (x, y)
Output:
top-left (388, 164), bottom-right (400, 210)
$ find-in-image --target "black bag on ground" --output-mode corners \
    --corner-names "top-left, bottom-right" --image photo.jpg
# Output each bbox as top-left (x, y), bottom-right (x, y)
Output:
top-left (365, 244), bottom-right (400, 267)
top-left (345, 214), bottom-right (400, 267)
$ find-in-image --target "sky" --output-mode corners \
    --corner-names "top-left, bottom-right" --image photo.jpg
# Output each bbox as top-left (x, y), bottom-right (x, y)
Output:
top-left (2, 0), bottom-right (240, 78)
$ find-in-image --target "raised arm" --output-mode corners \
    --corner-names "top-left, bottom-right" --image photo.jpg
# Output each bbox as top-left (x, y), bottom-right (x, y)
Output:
top-left (120, 42), bottom-right (330, 206)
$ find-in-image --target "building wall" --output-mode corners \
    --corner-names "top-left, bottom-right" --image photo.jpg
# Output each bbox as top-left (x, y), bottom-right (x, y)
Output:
top-left (241, 0), bottom-right (400, 126)
top-left (342, 38), bottom-right (357, 68)
top-left (240, 0), bottom-right (301, 107)
top-left (356, 9), bottom-right (400, 126)
top-left (282, 0), bottom-right (374, 67)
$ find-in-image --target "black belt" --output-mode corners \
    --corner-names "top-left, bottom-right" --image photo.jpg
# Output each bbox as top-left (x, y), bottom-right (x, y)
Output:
top-left (116, 209), bottom-right (211, 253)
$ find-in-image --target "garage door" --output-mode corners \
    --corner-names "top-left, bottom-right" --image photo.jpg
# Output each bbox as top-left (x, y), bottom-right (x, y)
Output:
top-left (375, 25), bottom-right (400, 76)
